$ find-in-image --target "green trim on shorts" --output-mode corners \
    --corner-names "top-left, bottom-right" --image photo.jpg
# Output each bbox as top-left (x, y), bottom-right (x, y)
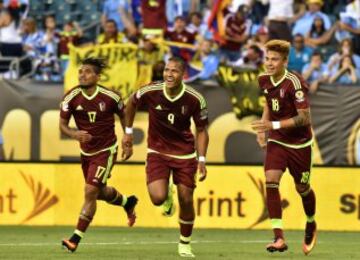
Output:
top-left (101, 145), bottom-right (117, 184)
top-left (268, 138), bottom-right (313, 149)
top-left (147, 148), bottom-right (197, 159)
top-left (81, 143), bottom-right (118, 156)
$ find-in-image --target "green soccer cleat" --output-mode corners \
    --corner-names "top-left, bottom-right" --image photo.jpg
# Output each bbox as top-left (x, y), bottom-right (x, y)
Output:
top-left (162, 182), bottom-right (175, 217)
top-left (178, 243), bottom-right (195, 258)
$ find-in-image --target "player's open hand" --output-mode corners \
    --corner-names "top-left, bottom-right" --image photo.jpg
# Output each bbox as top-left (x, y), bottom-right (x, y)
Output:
top-left (121, 134), bottom-right (133, 161)
top-left (256, 132), bottom-right (267, 148)
top-left (198, 162), bottom-right (207, 182)
top-left (251, 120), bottom-right (272, 133)
top-left (73, 130), bottom-right (92, 143)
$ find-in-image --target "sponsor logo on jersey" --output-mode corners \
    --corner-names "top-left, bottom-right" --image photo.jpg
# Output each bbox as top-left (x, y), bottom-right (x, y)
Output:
top-left (155, 104), bottom-right (162, 110)
top-left (99, 102), bottom-right (106, 112)
top-left (264, 89), bottom-right (268, 94)
top-left (76, 105), bottom-right (83, 111)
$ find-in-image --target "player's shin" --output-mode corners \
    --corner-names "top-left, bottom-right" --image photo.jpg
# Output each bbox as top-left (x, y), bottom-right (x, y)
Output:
top-left (266, 182), bottom-right (284, 239)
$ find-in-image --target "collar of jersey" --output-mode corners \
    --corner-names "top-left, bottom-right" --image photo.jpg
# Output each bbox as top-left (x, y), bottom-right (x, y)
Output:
top-left (270, 69), bottom-right (288, 87)
top-left (81, 85), bottom-right (100, 100)
top-left (163, 82), bottom-right (185, 102)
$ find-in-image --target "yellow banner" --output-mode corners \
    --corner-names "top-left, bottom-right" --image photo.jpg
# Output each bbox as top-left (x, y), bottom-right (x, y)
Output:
top-left (64, 43), bottom-right (139, 99)
top-left (0, 164), bottom-right (359, 230)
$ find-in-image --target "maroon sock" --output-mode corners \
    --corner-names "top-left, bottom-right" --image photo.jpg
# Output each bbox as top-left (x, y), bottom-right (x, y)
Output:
top-left (266, 182), bottom-right (283, 239)
top-left (70, 214), bottom-right (93, 244)
top-left (107, 188), bottom-right (124, 206)
top-left (301, 189), bottom-right (316, 219)
top-left (179, 218), bottom-right (194, 241)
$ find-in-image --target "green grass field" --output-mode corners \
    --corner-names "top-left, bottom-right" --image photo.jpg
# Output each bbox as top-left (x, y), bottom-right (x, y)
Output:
top-left (0, 226), bottom-right (359, 259)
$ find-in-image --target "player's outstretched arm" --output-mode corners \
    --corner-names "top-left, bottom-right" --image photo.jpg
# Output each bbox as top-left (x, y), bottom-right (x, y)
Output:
top-left (121, 94), bottom-right (138, 161)
top-left (59, 118), bottom-right (92, 143)
top-left (196, 126), bottom-right (209, 182)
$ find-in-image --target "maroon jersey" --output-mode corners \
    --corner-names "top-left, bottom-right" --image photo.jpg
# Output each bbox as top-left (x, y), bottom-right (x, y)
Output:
top-left (60, 85), bottom-right (124, 155)
top-left (222, 14), bottom-right (250, 51)
top-left (133, 82), bottom-right (208, 156)
top-left (141, 0), bottom-right (167, 30)
top-left (258, 70), bottom-right (312, 146)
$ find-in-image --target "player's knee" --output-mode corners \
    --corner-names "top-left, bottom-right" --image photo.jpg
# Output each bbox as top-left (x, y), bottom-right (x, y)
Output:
top-left (265, 170), bottom-right (282, 183)
top-left (150, 194), bottom-right (167, 206)
top-left (85, 185), bottom-right (100, 200)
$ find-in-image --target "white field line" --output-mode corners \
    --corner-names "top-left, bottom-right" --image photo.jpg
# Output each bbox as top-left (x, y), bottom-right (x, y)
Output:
top-left (0, 240), bottom-right (349, 247)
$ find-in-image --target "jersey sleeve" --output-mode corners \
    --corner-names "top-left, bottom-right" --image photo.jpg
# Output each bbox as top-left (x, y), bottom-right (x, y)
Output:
top-left (59, 97), bottom-right (72, 120)
top-left (192, 95), bottom-right (209, 129)
top-left (132, 88), bottom-right (146, 107)
top-left (289, 74), bottom-right (310, 110)
top-left (114, 93), bottom-right (125, 118)
top-left (257, 74), bottom-right (268, 91)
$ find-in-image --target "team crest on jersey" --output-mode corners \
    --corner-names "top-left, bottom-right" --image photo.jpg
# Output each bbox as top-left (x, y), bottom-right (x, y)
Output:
top-left (280, 89), bottom-right (285, 98)
top-left (295, 90), bottom-right (305, 102)
top-left (99, 102), bottom-right (106, 111)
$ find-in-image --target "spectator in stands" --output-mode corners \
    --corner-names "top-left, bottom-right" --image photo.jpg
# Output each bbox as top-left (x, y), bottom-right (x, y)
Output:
top-left (21, 17), bottom-right (44, 58)
top-left (1, 0), bottom-right (28, 22)
top-left (130, 0), bottom-right (142, 27)
top-left (0, 8), bottom-right (22, 58)
top-left (302, 51), bottom-right (329, 93)
top-left (304, 16), bottom-right (337, 49)
top-left (97, 19), bottom-right (127, 44)
top-left (138, 35), bottom-right (163, 65)
top-left (186, 12), bottom-right (210, 40)
top-left (188, 39), bottom-right (219, 81)
top-left (288, 34), bottom-right (313, 73)
top-left (230, 44), bottom-right (263, 70)
top-left (164, 15), bottom-right (196, 61)
top-left (101, 0), bottom-right (136, 37)
top-left (262, 0), bottom-right (295, 42)
top-left (166, 0), bottom-right (196, 25)
top-left (35, 15), bottom-right (61, 81)
top-left (0, 130), bottom-right (4, 161)
top-left (327, 38), bottom-right (360, 76)
top-left (337, 0), bottom-right (360, 54)
top-left (151, 60), bottom-right (165, 81)
top-left (220, 4), bottom-right (252, 62)
top-left (329, 55), bottom-right (359, 84)
top-left (292, 0), bottom-right (331, 36)
top-left (246, 25), bottom-right (269, 52)
top-left (141, 0), bottom-right (167, 36)
top-left (58, 21), bottom-right (83, 75)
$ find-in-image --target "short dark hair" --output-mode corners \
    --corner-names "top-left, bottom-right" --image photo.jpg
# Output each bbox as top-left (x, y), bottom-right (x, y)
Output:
top-left (81, 57), bottom-right (107, 74)
top-left (168, 56), bottom-right (186, 72)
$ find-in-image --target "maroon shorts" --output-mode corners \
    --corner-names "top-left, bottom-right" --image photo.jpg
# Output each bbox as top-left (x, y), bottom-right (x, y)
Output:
top-left (81, 150), bottom-right (117, 187)
top-left (146, 153), bottom-right (198, 189)
top-left (265, 142), bottom-right (312, 184)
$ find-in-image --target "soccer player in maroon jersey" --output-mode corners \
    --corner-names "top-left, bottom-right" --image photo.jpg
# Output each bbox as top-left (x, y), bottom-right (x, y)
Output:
top-left (251, 40), bottom-right (317, 255)
top-left (59, 58), bottom-right (138, 252)
top-left (122, 56), bottom-right (209, 258)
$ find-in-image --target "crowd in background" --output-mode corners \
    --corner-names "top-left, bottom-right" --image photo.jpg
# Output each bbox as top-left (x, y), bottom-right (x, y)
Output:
top-left (0, 0), bottom-right (359, 90)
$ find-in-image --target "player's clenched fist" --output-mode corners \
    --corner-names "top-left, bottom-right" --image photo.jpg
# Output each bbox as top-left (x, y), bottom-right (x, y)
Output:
top-left (72, 130), bottom-right (92, 143)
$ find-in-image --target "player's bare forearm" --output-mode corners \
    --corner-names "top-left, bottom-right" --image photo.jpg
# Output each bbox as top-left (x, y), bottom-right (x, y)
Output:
top-left (196, 127), bottom-right (209, 157)
top-left (281, 108), bottom-right (311, 128)
top-left (262, 101), bottom-right (270, 121)
top-left (124, 95), bottom-right (137, 127)
top-left (59, 117), bottom-right (92, 143)
top-left (59, 118), bottom-right (75, 138)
